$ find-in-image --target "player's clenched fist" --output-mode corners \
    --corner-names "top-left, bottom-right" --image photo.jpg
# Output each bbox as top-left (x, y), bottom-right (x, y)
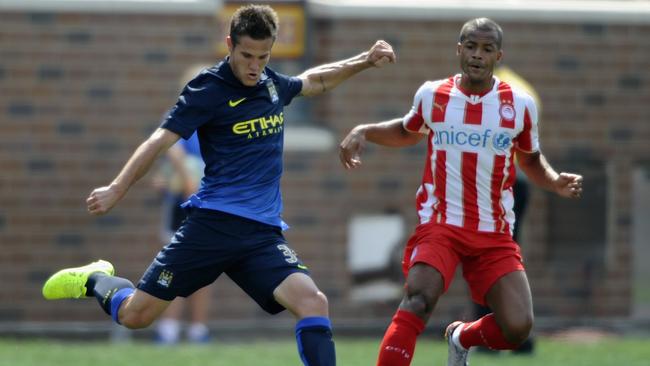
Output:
top-left (366, 40), bottom-right (396, 67)
top-left (86, 184), bottom-right (123, 215)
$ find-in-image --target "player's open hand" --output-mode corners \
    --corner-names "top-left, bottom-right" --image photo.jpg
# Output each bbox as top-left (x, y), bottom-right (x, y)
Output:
top-left (366, 40), bottom-right (396, 68)
top-left (86, 184), bottom-right (124, 215)
top-left (339, 127), bottom-right (366, 170)
top-left (553, 172), bottom-right (583, 199)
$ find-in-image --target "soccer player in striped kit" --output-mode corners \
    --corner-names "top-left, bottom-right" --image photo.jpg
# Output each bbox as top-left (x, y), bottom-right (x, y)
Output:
top-left (339, 18), bottom-right (582, 366)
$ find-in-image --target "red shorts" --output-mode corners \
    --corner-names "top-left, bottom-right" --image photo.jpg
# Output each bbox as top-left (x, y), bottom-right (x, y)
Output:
top-left (402, 222), bottom-right (524, 306)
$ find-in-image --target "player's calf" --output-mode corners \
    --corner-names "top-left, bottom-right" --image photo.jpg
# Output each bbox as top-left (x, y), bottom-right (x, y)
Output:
top-left (114, 290), bottom-right (172, 329)
top-left (295, 316), bottom-right (336, 366)
top-left (452, 313), bottom-right (521, 351)
top-left (86, 271), bottom-right (136, 325)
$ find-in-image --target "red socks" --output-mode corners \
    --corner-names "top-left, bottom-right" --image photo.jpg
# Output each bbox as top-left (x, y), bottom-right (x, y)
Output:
top-left (376, 310), bottom-right (425, 366)
top-left (376, 310), bottom-right (519, 366)
top-left (457, 313), bottom-right (518, 350)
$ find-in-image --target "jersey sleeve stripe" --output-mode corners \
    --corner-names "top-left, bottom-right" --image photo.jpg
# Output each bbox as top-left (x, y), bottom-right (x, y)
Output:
top-left (517, 107), bottom-right (534, 152)
top-left (404, 100), bottom-right (425, 132)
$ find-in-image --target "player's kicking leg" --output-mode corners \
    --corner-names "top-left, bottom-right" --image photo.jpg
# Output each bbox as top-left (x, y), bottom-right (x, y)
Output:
top-left (273, 272), bottom-right (336, 366)
top-left (445, 270), bottom-right (533, 366)
top-left (42, 260), bottom-right (170, 328)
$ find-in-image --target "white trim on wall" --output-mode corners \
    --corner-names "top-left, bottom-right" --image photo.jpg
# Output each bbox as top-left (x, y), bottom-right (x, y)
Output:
top-left (0, 0), bottom-right (222, 14)
top-left (308, 0), bottom-right (650, 24)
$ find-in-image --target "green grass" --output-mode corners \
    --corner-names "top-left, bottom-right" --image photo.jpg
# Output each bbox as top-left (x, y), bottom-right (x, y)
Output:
top-left (634, 281), bottom-right (650, 303)
top-left (0, 337), bottom-right (648, 366)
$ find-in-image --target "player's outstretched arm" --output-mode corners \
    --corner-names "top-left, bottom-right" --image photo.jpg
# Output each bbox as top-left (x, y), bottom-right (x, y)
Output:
top-left (298, 40), bottom-right (395, 97)
top-left (339, 119), bottom-right (424, 170)
top-left (86, 128), bottom-right (181, 215)
top-left (516, 150), bottom-right (583, 199)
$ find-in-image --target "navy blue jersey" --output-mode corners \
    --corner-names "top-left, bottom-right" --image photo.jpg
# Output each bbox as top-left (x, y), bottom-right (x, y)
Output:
top-left (161, 59), bottom-right (303, 229)
top-left (179, 131), bottom-right (202, 159)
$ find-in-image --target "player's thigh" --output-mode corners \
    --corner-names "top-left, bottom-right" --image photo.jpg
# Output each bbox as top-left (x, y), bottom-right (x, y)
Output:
top-left (399, 263), bottom-right (445, 316)
top-left (139, 208), bottom-right (239, 301)
top-left (405, 263), bottom-right (445, 298)
top-left (462, 236), bottom-right (524, 306)
top-left (227, 237), bottom-right (310, 315)
top-left (403, 224), bottom-right (461, 297)
top-left (485, 270), bottom-right (533, 326)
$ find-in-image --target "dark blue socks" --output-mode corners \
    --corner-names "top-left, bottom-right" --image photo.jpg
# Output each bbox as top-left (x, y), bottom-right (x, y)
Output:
top-left (295, 317), bottom-right (336, 366)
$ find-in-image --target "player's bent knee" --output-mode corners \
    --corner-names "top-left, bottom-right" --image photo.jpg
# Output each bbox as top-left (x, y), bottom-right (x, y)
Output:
top-left (314, 291), bottom-right (329, 313)
top-left (401, 293), bottom-right (432, 319)
top-left (290, 290), bottom-right (328, 318)
top-left (300, 290), bottom-right (329, 316)
top-left (501, 314), bottom-right (533, 345)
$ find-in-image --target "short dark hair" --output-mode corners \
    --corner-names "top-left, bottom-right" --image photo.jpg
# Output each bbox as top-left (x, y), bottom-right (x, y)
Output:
top-left (459, 18), bottom-right (503, 49)
top-left (229, 4), bottom-right (279, 46)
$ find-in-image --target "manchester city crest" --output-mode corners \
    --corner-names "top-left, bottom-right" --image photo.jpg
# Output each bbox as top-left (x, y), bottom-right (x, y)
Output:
top-left (157, 269), bottom-right (174, 288)
top-left (266, 79), bottom-right (279, 104)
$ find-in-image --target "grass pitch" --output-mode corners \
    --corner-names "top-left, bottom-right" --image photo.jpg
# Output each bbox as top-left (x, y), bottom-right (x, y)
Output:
top-left (0, 336), bottom-right (648, 366)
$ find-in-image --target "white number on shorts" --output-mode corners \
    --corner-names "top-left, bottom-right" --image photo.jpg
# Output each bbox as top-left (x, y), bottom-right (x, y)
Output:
top-left (277, 244), bottom-right (298, 264)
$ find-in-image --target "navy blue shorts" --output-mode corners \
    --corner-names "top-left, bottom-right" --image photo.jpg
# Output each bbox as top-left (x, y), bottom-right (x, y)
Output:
top-left (138, 208), bottom-right (310, 314)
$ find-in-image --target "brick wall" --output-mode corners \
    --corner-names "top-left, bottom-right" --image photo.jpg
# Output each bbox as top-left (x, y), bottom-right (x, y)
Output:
top-left (0, 9), bottom-right (647, 329)
top-left (0, 11), bottom-right (220, 322)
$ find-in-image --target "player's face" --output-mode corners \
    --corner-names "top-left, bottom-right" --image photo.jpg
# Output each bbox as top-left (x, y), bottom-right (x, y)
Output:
top-left (227, 35), bottom-right (273, 87)
top-left (457, 30), bottom-right (503, 89)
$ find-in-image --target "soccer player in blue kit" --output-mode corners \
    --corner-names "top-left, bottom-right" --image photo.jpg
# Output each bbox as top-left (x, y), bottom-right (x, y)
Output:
top-left (42, 4), bottom-right (395, 365)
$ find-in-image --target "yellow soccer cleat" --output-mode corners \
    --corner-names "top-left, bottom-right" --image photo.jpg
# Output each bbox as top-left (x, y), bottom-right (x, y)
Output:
top-left (42, 260), bottom-right (114, 300)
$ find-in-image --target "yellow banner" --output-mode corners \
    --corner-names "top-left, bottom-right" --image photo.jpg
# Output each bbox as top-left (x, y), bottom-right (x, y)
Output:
top-left (216, 3), bottom-right (305, 59)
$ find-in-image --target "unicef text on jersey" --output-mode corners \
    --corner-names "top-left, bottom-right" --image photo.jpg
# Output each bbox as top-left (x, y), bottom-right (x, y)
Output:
top-left (432, 125), bottom-right (513, 154)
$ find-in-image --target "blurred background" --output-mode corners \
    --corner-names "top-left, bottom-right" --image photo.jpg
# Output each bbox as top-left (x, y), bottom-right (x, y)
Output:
top-left (0, 0), bottom-right (649, 344)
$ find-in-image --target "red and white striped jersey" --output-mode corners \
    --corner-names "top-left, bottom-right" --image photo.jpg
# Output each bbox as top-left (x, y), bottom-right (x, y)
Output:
top-left (403, 74), bottom-right (539, 234)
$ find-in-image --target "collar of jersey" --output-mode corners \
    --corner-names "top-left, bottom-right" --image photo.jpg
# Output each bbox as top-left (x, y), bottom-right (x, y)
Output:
top-left (453, 73), bottom-right (500, 101)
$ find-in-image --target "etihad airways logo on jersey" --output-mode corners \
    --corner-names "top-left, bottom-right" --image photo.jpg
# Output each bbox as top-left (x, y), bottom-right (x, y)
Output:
top-left (433, 126), bottom-right (513, 153)
top-left (232, 112), bottom-right (284, 139)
